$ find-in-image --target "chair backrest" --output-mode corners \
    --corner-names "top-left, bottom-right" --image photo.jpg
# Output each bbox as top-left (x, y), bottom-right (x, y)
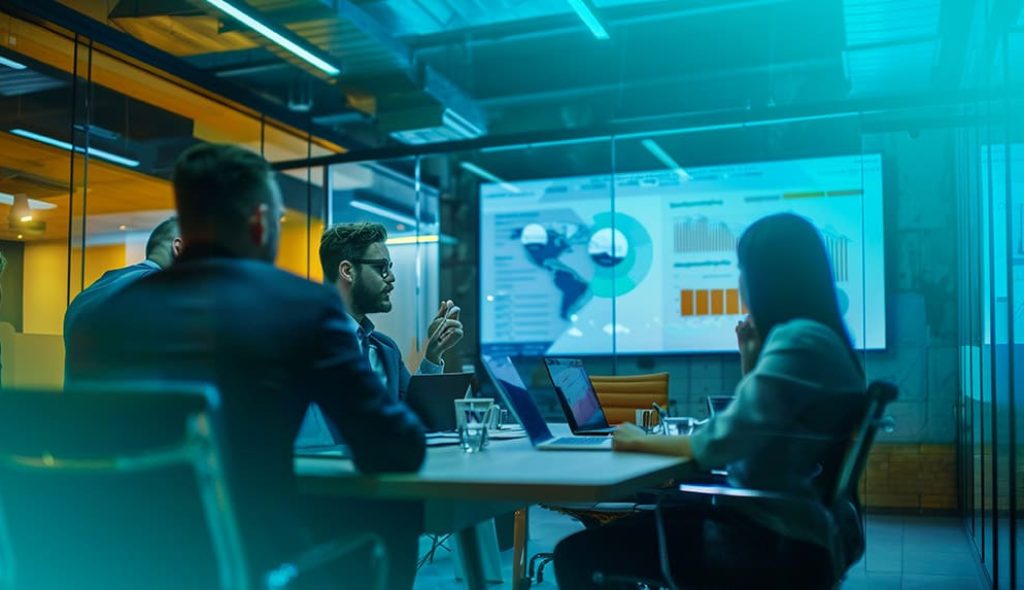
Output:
top-left (588, 372), bottom-right (669, 425)
top-left (0, 383), bottom-right (249, 590)
top-left (832, 380), bottom-right (898, 507)
top-left (824, 379), bottom-right (898, 571)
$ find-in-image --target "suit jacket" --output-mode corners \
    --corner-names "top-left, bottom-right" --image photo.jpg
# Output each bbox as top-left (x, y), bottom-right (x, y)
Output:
top-left (66, 246), bottom-right (426, 574)
top-left (63, 259), bottom-right (162, 351)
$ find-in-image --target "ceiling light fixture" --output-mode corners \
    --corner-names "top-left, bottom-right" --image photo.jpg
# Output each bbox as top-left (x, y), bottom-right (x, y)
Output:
top-left (10, 129), bottom-right (140, 168)
top-left (460, 162), bottom-right (522, 193)
top-left (0, 56), bottom-right (27, 70)
top-left (641, 139), bottom-right (692, 181)
top-left (349, 200), bottom-right (417, 226)
top-left (202, 0), bottom-right (341, 76)
top-left (566, 0), bottom-right (610, 40)
top-left (0, 192), bottom-right (57, 211)
top-left (10, 194), bottom-right (32, 224)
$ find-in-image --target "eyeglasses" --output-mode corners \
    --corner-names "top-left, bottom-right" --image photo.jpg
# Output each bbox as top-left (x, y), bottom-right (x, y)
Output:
top-left (351, 258), bottom-right (394, 279)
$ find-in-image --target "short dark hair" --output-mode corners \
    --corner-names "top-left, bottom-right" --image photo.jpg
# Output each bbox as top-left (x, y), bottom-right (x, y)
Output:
top-left (145, 217), bottom-right (179, 259)
top-left (319, 222), bottom-right (388, 283)
top-left (172, 143), bottom-right (271, 236)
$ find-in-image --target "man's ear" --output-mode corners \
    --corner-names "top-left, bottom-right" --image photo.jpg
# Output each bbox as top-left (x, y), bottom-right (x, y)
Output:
top-left (248, 203), bottom-right (268, 246)
top-left (171, 237), bottom-right (184, 258)
top-left (338, 260), bottom-right (354, 283)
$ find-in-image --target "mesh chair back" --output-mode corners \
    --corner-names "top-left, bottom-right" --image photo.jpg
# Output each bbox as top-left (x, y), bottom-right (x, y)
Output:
top-left (0, 383), bottom-right (248, 590)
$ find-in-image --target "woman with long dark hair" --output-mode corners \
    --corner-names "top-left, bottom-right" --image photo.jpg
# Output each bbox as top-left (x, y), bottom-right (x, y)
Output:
top-left (553, 213), bottom-right (866, 589)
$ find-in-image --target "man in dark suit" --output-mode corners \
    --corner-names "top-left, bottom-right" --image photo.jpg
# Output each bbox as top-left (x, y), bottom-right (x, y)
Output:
top-left (62, 217), bottom-right (181, 353)
top-left (66, 144), bottom-right (426, 589)
top-left (318, 222), bottom-right (464, 402)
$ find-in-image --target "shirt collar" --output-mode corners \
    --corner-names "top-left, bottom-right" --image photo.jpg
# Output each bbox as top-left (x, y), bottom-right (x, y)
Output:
top-left (351, 315), bottom-right (375, 341)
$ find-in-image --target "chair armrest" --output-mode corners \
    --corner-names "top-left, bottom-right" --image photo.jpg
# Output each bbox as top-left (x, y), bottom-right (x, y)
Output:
top-left (543, 502), bottom-right (640, 512)
top-left (675, 483), bottom-right (810, 502)
top-left (265, 533), bottom-right (388, 590)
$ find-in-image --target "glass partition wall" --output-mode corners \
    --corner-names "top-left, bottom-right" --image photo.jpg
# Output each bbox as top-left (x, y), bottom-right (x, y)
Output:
top-left (0, 8), bottom-right (336, 388)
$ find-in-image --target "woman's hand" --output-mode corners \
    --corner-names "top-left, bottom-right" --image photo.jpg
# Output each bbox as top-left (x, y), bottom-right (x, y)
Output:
top-left (736, 315), bottom-right (762, 376)
top-left (612, 423), bottom-right (648, 452)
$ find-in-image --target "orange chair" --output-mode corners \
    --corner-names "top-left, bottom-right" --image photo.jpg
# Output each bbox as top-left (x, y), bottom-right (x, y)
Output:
top-left (588, 372), bottom-right (670, 425)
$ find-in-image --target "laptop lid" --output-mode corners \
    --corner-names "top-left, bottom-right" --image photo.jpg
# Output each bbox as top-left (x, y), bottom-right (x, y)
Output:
top-left (543, 357), bottom-right (611, 432)
top-left (405, 372), bottom-right (474, 432)
top-left (294, 403), bottom-right (340, 449)
top-left (481, 355), bottom-right (553, 446)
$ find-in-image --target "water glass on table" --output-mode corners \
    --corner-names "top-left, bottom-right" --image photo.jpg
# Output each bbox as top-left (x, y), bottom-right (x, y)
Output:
top-left (454, 398), bottom-right (496, 453)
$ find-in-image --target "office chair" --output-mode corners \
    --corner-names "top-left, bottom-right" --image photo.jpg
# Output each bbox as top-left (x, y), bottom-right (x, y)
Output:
top-left (589, 372), bottom-right (670, 425)
top-left (593, 380), bottom-right (898, 590)
top-left (0, 383), bottom-right (387, 590)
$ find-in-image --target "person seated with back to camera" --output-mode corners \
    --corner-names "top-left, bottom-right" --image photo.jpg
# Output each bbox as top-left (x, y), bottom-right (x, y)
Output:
top-left (66, 143), bottom-right (426, 590)
top-left (553, 212), bottom-right (866, 590)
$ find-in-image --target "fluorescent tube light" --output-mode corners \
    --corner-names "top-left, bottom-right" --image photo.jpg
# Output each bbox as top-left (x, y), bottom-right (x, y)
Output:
top-left (0, 56), bottom-right (27, 70)
top-left (641, 139), bottom-right (692, 181)
top-left (350, 200), bottom-right (417, 226)
top-left (442, 108), bottom-right (483, 139)
top-left (10, 129), bottom-right (140, 168)
top-left (0, 192), bottom-right (57, 210)
top-left (203, 0), bottom-right (341, 76)
top-left (460, 162), bottom-right (521, 194)
top-left (386, 235), bottom-right (439, 246)
top-left (566, 0), bottom-right (610, 40)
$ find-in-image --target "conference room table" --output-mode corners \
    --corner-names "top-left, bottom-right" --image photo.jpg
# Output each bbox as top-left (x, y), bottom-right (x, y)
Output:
top-left (295, 427), bottom-right (691, 590)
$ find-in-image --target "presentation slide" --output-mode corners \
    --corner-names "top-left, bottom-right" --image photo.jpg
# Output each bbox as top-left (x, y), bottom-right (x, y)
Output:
top-left (480, 154), bottom-right (886, 356)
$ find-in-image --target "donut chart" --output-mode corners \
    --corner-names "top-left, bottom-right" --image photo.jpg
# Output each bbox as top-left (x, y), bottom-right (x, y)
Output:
top-left (588, 212), bottom-right (653, 298)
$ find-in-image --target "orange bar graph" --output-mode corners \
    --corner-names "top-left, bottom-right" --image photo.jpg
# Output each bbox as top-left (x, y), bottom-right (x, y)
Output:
top-left (679, 288), bottom-right (744, 317)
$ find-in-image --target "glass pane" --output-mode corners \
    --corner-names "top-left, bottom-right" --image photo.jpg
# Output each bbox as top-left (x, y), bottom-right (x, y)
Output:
top-left (326, 157), bottom-right (439, 370)
top-left (0, 10), bottom-right (76, 387)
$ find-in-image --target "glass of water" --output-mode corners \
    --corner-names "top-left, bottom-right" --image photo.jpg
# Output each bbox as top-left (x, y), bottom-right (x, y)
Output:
top-left (455, 399), bottom-right (492, 453)
top-left (459, 419), bottom-right (486, 453)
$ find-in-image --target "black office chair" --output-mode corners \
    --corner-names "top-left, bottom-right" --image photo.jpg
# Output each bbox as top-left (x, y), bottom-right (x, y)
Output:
top-left (594, 380), bottom-right (898, 590)
top-left (0, 383), bottom-right (386, 590)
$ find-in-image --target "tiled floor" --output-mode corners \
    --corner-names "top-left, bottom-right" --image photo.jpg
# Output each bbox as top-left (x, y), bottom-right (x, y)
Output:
top-left (414, 510), bottom-right (989, 589)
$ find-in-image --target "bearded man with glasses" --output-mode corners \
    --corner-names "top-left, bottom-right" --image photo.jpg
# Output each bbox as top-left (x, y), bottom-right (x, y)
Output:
top-left (318, 221), bottom-right (464, 402)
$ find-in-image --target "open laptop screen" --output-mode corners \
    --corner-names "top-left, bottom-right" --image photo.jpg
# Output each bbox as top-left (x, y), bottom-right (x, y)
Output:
top-left (544, 358), bottom-right (610, 432)
top-left (481, 355), bottom-right (552, 444)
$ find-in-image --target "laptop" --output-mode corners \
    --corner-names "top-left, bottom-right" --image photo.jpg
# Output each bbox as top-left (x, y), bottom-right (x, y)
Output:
top-left (543, 358), bottom-right (615, 435)
top-left (705, 396), bottom-right (735, 418)
top-left (404, 372), bottom-right (475, 432)
top-left (481, 355), bottom-right (612, 451)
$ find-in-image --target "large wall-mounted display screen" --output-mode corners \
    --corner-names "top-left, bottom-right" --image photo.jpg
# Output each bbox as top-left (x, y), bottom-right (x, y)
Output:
top-left (480, 154), bottom-right (885, 356)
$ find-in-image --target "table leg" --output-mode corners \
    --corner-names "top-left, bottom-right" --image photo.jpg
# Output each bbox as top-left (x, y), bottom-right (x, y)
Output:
top-left (512, 508), bottom-right (529, 590)
top-left (455, 525), bottom-right (486, 590)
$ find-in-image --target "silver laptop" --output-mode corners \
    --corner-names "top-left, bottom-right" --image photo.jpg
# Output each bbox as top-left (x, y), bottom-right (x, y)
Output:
top-left (482, 355), bottom-right (612, 451)
top-left (543, 357), bottom-right (616, 435)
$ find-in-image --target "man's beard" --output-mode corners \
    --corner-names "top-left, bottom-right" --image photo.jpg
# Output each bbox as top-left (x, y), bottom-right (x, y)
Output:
top-left (352, 277), bottom-right (391, 315)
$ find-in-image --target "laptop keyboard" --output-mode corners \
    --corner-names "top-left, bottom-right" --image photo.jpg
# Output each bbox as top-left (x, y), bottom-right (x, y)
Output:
top-left (548, 436), bottom-right (610, 446)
